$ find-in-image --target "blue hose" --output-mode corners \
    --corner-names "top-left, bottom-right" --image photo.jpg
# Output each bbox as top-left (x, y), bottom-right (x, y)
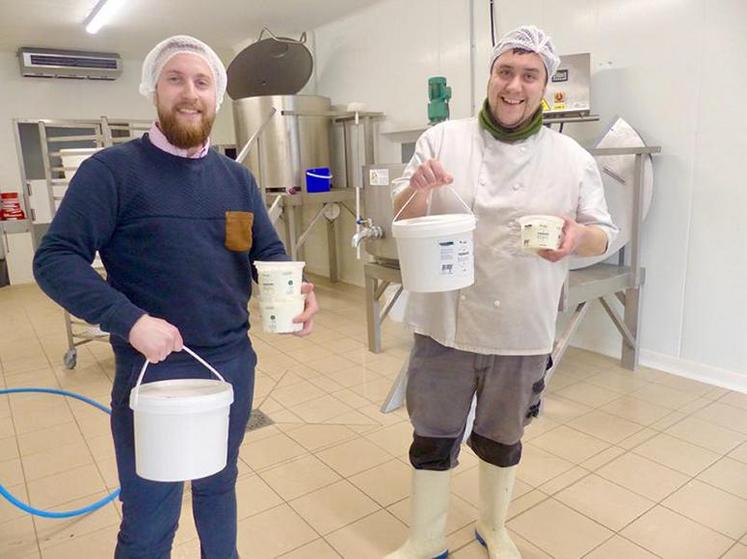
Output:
top-left (0, 387), bottom-right (121, 518)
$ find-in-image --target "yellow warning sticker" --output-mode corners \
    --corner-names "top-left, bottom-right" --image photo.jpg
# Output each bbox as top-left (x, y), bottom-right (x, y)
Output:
top-left (541, 99), bottom-right (551, 111)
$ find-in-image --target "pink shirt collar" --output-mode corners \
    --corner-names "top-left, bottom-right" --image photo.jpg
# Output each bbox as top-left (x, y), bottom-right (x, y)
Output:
top-left (148, 123), bottom-right (210, 159)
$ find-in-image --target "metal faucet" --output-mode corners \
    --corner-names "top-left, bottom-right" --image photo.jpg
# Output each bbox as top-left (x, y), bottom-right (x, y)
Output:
top-left (351, 218), bottom-right (383, 247)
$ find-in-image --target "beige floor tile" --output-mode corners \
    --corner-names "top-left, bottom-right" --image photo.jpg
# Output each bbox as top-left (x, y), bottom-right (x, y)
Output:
top-left (583, 369), bottom-right (656, 394)
top-left (554, 382), bottom-right (622, 408)
top-left (507, 489), bottom-right (549, 521)
top-left (260, 454), bottom-right (341, 500)
top-left (364, 421), bottom-right (413, 457)
top-left (555, 473), bottom-right (655, 531)
top-left (597, 452), bottom-right (689, 501)
top-left (277, 538), bottom-right (342, 558)
top-left (315, 437), bottom-right (392, 477)
top-left (508, 498), bottom-right (613, 559)
top-left (522, 415), bottom-right (560, 441)
top-left (631, 383), bottom-right (702, 410)
top-left (12, 406), bottom-right (74, 436)
top-left (0, 457), bottom-right (24, 485)
top-left (16, 423), bottom-right (85, 456)
top-left (516, 444), bottom-right (575, 487)
top-left (348, 458), bottom-right (412, 507)
top-left (621, 505), bottom-right (733, 559)
top-left (0, 483), bottom-right (29, 524)
top-left (567, 409), bottom-right (645, 444)
top-left (665, 415), bottom-right (746, 454)
top-left (21, 441), bottom-right (94, 481)
top-left (284, 423), bottom-right (357, 452)
top-left (664, 480), bottom-right (747, 539)
top-left (633, 432), bottom-right (721, 476)
top-left (538, 466), bottom-right (590, 495)
top-left (326, 509), bottom-right (408, 559)
top-left (323, 366), bottom-right (383, 390)
top-left (730, 442), bottom-right (747, 464)
top-left (291, 394), bottom-right (354, 423)
top-left (329, 388), bottom-right (372, 409)
top-left (304, 354), bottom-right (358, 375)
top-left (722, 544), bottom-right (747, 559)
top-left (697, 457), bottom-right (747, 499)
top-left (270, 380), bottom-right (327, 408)
top-left (0, 435), bottom-right (20, 461)
top-left (649, 410), bottom-right (689, 431)
top-left (530, 425), bottom-right (610, 464)
top-left (617, 427), bottom-right (659, 450)
top-left (719, 391), bottom-right (747, 410)
top-left (583, 535), bottom-right (659, 558)
top-left (239, 432), bottom-right (308, 472)
top-left (236, 503), bottom-right (318, 559)
top-left (694, 402), bottom-right (747, 435)
top-left (34, 491), bottom-right (120, 550)
top-left (601, 394), bottom-right (673, 425)
top-left (539, 395), bottom-right (593, 424)
top-left (0, 516), bottom-right (41, 558)
top-left (582, 445), bottom-right (626, 471)
top-left (349, 377), bottom-right (399, 404)
top-left (234, 474), bottom-right (284, 520)
top-left (26, 463), bottom-right (107, 509)
top-left (289, 480), bottom-right (379, 535)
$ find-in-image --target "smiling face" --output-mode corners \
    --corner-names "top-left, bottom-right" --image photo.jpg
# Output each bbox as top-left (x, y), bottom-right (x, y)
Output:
top-left (155, 53), bottom-right (216, 149)
top-left (487, 49), bottom-right (547, 129)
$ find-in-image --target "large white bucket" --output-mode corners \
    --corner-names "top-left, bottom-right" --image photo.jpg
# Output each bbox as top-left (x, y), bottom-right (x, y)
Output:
top-left (254, 260), bottom-right (304, 298)
top-left (392, 213), bottom-right (477, 292)
top-left (129, 347), bottom-right (234, 482)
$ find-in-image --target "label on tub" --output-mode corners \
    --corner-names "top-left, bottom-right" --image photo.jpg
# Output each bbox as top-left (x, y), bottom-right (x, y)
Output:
top-left (369, 168), bottom-right (390, 186)
top-left (438, 239), bottom-right (472, 275)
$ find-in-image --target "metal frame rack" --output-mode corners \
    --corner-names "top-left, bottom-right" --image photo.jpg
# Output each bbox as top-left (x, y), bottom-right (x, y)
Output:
top-left (363, 145), bottom-right (661, 375)
top-left (12, 117), bottom-right (151, 369)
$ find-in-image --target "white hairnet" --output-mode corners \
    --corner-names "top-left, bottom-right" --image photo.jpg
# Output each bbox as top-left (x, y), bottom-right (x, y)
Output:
top-left (489, 25), bottom-right (560, 80)
top-left (140, 35), bottom-right (227, 112)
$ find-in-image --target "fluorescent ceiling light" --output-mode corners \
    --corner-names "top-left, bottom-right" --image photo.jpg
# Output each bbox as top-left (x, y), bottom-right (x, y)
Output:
top-left (84, 0), bottom-right (125, 34)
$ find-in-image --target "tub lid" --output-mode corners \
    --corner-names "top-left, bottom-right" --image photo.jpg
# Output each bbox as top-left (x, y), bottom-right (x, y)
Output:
top-left (227, 30), bottom-right (313, 99)
top-left (130, 379), bottom-right (234, 414)
top-left (392, 213), bottom-right (476, 239)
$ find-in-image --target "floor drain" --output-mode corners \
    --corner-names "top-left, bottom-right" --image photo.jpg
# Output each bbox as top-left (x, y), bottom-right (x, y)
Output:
top-left (246, 409), bottom-right (274, 432)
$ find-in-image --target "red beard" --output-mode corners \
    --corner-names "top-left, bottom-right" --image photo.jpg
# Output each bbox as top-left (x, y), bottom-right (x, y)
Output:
top-left (157, 104), bottom-right (215, 149)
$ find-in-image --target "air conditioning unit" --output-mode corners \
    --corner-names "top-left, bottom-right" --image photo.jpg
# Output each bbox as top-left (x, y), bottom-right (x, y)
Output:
top-left (18, 47), bottom-right (122, 80)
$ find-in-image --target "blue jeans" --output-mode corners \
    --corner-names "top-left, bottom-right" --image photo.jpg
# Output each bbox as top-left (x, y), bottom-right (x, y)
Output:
top-left (110, 340), bottom-right (256, 559)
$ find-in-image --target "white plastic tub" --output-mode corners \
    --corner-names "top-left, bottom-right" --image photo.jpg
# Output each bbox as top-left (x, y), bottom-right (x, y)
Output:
top-left (518, 215), bottom-right (564, 252)
top-left (254, 260), bottom-right (305, 298)
top-left (392, 214), bottom-right (476, 293)
top-left (258, 295), bottom-right (305, 334)
top-left (129, 348), bottom-right (234, 482)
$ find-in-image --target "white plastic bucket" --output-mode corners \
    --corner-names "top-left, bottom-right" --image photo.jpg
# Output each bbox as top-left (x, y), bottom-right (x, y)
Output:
top-left (392, 213), bottom-right (477, 292)
top-left (259, 294), bottom-right (305, 333)
top-left (518, 215), bottom-right (564, 252)
top-left (254, 260), bottom-right (304, 299)
top-left (129, 347), bottom-right (234, 482)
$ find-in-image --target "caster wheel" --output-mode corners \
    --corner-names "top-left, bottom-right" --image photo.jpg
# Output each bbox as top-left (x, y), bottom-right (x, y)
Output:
top-left (63, 349), bottom-right (77, 370)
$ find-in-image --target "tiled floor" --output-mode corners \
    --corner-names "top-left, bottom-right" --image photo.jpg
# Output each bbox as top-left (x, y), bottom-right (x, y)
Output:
top-left (1, 277), bottom-right (747, 558)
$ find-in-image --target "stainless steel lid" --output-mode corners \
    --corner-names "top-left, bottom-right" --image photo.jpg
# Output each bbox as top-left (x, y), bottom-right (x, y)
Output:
top-left (226, 28), bottom-right (313, 99)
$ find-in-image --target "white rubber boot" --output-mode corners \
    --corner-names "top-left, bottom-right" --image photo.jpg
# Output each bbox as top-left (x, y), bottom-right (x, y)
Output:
top-left (383, 469), bottom-right (451, 559)
top-left (474, 460), bottom-right (521, 559)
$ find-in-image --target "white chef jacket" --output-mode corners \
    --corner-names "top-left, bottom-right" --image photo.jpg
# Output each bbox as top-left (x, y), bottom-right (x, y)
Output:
top-left (393, 118), bottom-right (618, 355)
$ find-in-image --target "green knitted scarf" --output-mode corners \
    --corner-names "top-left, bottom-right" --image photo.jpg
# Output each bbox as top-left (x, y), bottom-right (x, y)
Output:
top-left (478, 98), bottom-right (543, 143)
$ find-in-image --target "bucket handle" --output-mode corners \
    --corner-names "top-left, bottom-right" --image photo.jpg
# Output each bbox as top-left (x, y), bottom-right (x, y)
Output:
top-left (131, 346), bottom-right (228, 408)
top-left (306, 172), bottom-right (333, 180)
top-left (393, 184), bottom-right (472, 222)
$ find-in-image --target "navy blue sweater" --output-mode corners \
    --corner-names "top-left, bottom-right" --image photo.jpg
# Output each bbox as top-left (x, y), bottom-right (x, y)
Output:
top-left (33, 134), bottom-right (288, 353)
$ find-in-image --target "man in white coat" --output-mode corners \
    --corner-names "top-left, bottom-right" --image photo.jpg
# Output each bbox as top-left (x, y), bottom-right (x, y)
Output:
top-left (385, 26), bottom-right (618, 559)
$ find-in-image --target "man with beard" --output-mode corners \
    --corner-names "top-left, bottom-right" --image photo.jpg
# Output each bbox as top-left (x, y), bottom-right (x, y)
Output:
top-left (385, 26), bottom-right (617, 559)
top-left (33, 35), bottom-right (317, 558)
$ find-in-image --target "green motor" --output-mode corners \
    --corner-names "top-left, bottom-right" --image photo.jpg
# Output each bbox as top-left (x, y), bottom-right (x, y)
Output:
top-left (428, 76), bottom-right (452, 124)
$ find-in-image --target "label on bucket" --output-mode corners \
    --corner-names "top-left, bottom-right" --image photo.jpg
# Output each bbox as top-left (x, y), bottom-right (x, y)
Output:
top-left (438, 238), bottom-right (472, 276)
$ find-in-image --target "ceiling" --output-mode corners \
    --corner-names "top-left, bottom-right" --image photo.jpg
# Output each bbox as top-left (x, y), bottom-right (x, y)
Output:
top-left (0, 0), bottom-right (387, 58)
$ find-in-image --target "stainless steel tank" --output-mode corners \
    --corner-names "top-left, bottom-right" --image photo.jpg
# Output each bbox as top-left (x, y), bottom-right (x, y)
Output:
top-left (358, 163), bottom-right (406, 264)
top-left (233, 95), bottom-right (332, 190)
